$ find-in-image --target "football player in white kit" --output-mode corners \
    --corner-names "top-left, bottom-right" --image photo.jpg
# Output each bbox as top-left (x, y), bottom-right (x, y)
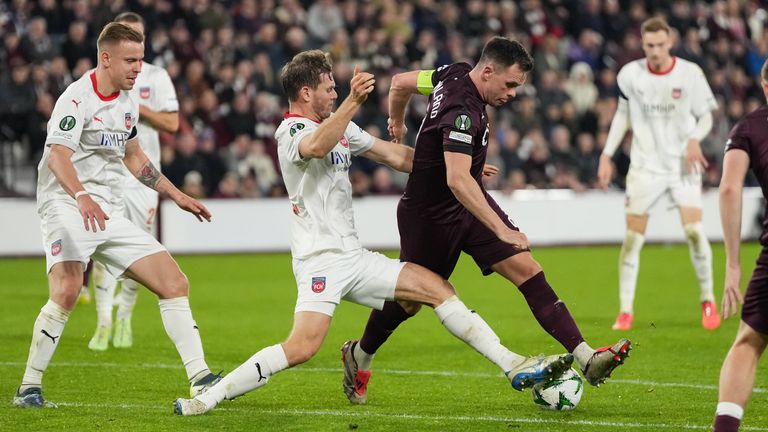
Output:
top-left (13, 23), bottom-right (220, 408)
top-left (598, 17), bottom-right (720, 331)
top-left (87, 12), bottom-right (180, 351)
top-left (173, 50), bottom-right (573, 415)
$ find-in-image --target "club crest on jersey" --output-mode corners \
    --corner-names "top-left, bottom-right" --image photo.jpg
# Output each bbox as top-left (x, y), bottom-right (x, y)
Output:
top-left (454, 114), bottom-right (472, 131)
top-left (311, 277), bottom-right (326, 293)
top-left (140, 87), bottom-right (150, 99)
top-left (339, 136), bottom-right (349, 148)
top-left (125, 113), bottom-right (132, 130)
top-left (51, 239), bottom-right (62, 256)
top-left (672, 88), bottom-right (682, 99)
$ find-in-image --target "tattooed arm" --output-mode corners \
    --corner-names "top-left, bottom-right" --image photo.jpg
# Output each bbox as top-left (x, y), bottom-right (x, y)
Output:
top-left (123, 138), bottom-right (211, 222)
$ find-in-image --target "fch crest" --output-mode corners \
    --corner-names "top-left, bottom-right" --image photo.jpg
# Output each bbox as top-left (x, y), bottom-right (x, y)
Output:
top-left (311, 277), bottom-right (326, 293)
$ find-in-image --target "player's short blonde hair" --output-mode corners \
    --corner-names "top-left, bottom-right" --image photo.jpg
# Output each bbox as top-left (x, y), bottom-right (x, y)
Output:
top-left (641, 17), bottom-right (671, 35)
top-left (97, 22), bottom-right (144, 52)
top-left (280, 50), bottom-right (333, 102)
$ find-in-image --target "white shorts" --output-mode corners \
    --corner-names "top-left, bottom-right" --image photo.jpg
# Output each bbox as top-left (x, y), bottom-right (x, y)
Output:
top-left (41, 201), bottom-right (166, 276)
top-left (123, 186), bottom-right (159, 236)
top-left (292, 249), bottom-right (405, 316)
top-left (625, 169), bottom-right (702, 215)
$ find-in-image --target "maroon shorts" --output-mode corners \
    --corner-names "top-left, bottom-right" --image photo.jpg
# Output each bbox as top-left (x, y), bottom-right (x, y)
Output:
top-left (743, 249), bottom-right (768, 334)
top-left (397, 195), bottom-right (526, 279)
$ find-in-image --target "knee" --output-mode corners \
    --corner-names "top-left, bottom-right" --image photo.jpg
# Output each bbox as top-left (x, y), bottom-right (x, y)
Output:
top-left (165, 272), bottom-right (189, 298)
top-left (620, 230), bottom-right (645, 259)
top-left (50, 273), bottom-right (83, 310)
top-left (519, 261), bottom-right (543, 282)
top-left (398, 300), bottom-right (423, 315)
top-left (282, 338), bottom-right (320, 366)
top-left (734, 327), bottom-right (768, 353)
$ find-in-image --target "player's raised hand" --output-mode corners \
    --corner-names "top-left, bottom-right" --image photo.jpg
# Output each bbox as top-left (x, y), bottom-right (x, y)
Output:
top-left (482, 164), bottom-right (499, 177)
top-left (686, 139), bottom-right (709, 174)
top-left (76, 194), bottom-right (110, 231)
top-left (597, 154), bottom-right (614, 189)
top-left (174, 194), bottom-right (212, 222)
top-left (498, 229), bottom-right (529, 250)
top-left (349, 64), bottom-right (375, 105)
top-left (387, 117), bottom-right (408, 143)
top-left (721, 266), bottom-right (744, 320)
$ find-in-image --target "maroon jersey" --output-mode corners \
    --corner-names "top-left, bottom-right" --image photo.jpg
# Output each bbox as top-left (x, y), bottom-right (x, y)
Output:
top-left (401, 63), bottom-right (491, 223)
top-left (725, 105), bottom-right (768, 245)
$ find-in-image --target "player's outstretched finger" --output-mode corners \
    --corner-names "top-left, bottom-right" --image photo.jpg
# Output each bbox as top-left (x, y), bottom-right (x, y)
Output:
top-left (89, 213), bottom-right (98, 232)
top-left (353, 64), bottom-right (360, 76)
top-left (199, 204), bottom-right (212, 222)
top-left (97, 213), bottom-right (106, 231)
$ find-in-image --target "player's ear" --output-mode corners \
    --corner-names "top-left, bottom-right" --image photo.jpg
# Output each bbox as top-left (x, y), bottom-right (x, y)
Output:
top-left (99, 50), bottom-right (110, 68)
top-left (300, 86), bottom-right (311, 103)
top-left (482, 63), bottom-right (494, 81)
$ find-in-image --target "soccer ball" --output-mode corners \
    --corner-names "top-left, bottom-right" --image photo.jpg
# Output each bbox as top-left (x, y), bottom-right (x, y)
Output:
top-left (531, 368), bottom-right (584, 411)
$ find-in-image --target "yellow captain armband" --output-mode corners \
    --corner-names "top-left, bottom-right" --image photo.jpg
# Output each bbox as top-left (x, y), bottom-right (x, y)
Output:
top-left (416, 70), bottom-right (436, 95)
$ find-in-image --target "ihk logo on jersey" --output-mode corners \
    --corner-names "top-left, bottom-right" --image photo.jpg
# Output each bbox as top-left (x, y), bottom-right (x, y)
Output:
top-left (51, 239), bottom-right (62, 256)
top-left (311, 277), bottom-right (326, 293)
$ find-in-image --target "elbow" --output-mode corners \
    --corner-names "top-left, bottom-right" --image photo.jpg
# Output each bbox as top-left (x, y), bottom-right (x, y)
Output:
top-left (391, 73), bottom-right (406, 92)
top-left (446, 174), bottom-right (462, 193)
top-left (719, 186), bottom-right (740, 198)
top-left (167, 118), bottom-right (180, 134)
top-left (302, 142), bottom-right (328, 159)
top-left (391, 73), bottom-right (414, 95)
top-left (46, 150), bottom-right (61, 170)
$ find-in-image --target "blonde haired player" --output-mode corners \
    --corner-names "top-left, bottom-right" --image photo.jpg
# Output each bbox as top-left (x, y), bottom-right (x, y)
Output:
top-left (87, 12), bottom-right (180, 351)
top-left (598, 17), bottom-right (720, 331)
top-left (13, 22), bottom-right (219, 408)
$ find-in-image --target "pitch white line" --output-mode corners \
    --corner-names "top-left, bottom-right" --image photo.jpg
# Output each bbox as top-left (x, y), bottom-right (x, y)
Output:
top-left (1, 361), bottom-right (766, 393)
top-left (44, 402), bottom-right (768, 431)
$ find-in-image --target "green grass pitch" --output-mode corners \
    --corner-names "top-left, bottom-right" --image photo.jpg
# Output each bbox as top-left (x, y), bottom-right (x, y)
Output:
top-left (1, 244), bottom-right (767, 431)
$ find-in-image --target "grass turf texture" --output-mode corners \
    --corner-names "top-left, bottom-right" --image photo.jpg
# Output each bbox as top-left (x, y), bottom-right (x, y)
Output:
top-left (1, 244), bottom-right (767, 431)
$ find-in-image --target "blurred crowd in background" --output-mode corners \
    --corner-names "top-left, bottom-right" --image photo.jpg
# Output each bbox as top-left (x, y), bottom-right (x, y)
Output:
top-left (1, 0), bottom-right (767, 199)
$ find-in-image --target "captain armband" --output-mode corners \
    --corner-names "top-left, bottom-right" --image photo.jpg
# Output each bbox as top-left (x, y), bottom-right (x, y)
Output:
top-left (417, 70), bottom-right (436, 96)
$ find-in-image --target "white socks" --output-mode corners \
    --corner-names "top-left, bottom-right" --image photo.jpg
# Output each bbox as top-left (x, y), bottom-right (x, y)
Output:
top-left (572, 342), bottom-right (595, 370)
top-left (434, 296), bottom-right (525, 372)
top-left (716, 401), bottom-right (744, 420)
top-left (684, 222), bottom-right (715, 303)
top-left (158, 297), bottom-right (209, 382)
top-left (618, 230), bottom-right (645, 314)
top-left (353, 344), bottom-right (374, 371)
top-left (116, 278), bottom-right (140, 321)
top-left (198, 344), bottom-right (288, 408)
top-left (21, 300), bottom-right (70, 391)
top-left (92, 261), bottom-right (116, 328)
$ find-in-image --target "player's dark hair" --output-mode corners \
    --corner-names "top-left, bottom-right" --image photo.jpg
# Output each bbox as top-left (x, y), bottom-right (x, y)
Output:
top-left (641, 17), bottom-right (671, 35)
top-left (280, 50), bottom-right (333, 102)
top-left (97, 22), bottom-right (144, 52)
top-left (478, 37), bottom-right (533, 73)
top-left (114, 12), bottom-right (145, 26)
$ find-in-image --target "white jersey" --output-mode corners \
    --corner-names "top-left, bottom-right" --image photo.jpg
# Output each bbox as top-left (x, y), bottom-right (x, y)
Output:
top-left (616, 57), bottom-right (717, 174)
top-left (124, 62), bottom-right (178, 188)
top-left (37, 71), bottom-right (138, 215)
top-left (275, 113), bottom-right (374, 259)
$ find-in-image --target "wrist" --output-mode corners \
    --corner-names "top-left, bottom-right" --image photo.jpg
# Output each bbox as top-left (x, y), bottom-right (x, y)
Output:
top-left (74, 190), bottom-right (89, 200)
